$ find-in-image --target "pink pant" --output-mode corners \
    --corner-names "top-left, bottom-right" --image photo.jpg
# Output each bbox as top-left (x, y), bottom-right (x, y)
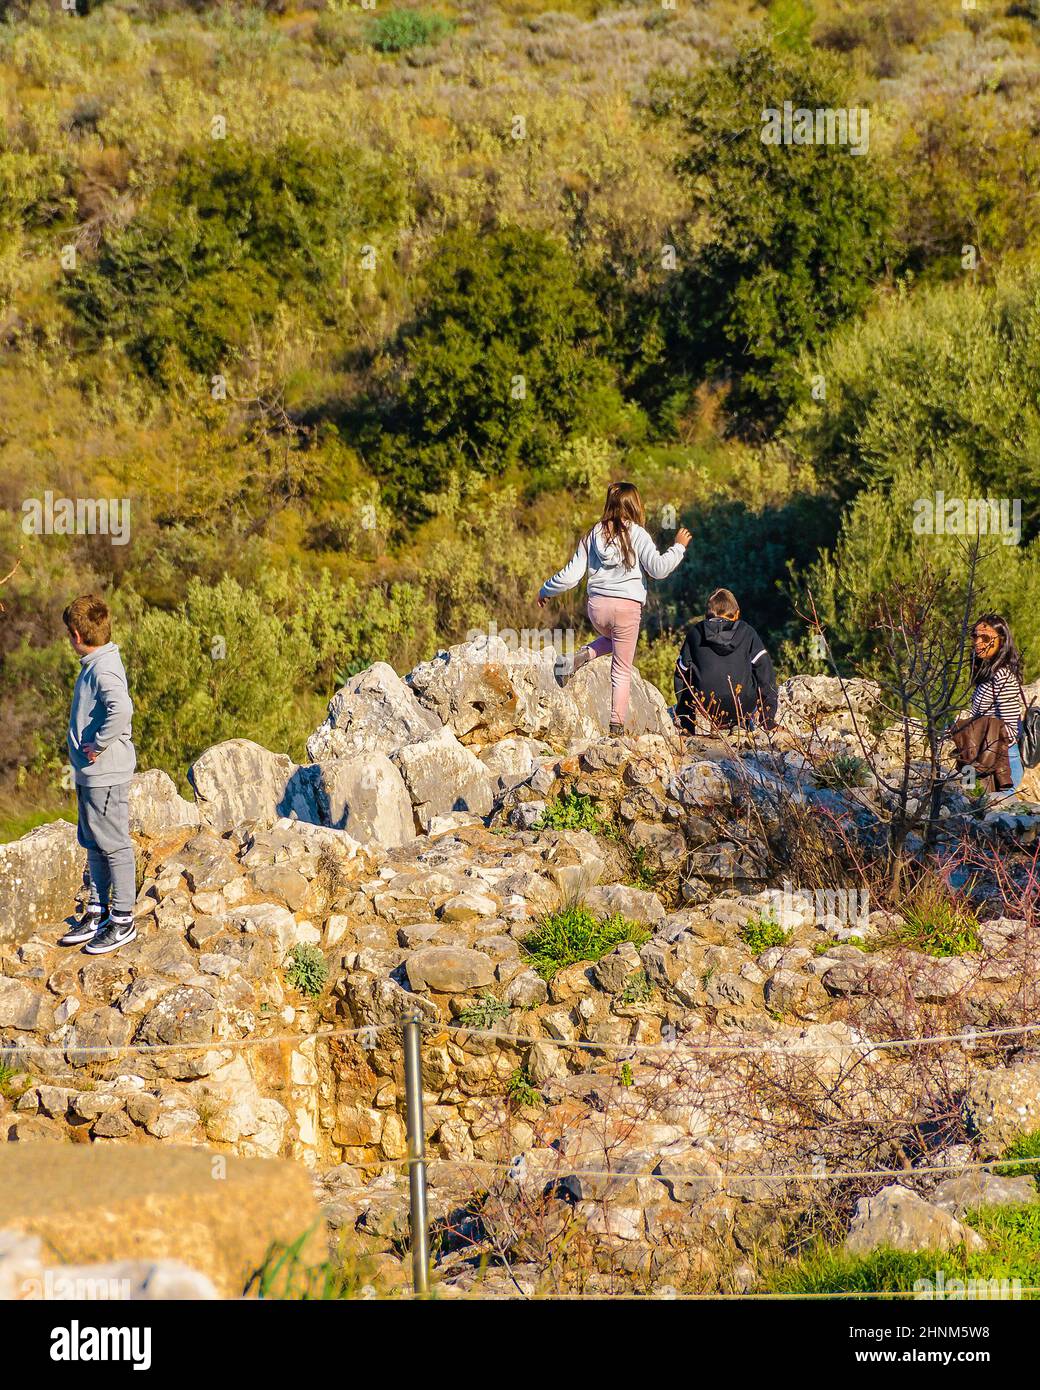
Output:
top-left (579, 595), bottom-right (643, 726)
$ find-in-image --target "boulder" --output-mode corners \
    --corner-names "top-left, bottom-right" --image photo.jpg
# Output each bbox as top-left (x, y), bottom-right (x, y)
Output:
top-left (963, 1062), bottom-right (1040, 1156)
top-left (845, 1184), bottom-right (985, 1255)
top-left (776, 675), bottom-right (881, 732)
top-left (0, 1229), bottom-right (219, 1300)
top-left (0, 1144), bottom-right (325, 1299)
top-left (306, 662), bottom-right (440, 763)
top-left (583, 883), bottom-right (666, 925)
top-left (188, 740), bottom-right (321, 832)
top-left (407, 635), bottom-right (590, 744)
top-left (931, 1170), bottom-right (1038, 1216)
top-left (567, 658), bottom-right (675, 738)
top-left (390, 725), bottom-right (495, 829)
top-left (480, 736), bottom-right (551, 794)
top-left (313, 753), bottom-right (416, 847)
top-left (0, 820), bottom-right (81, 947)
top-left (128, 769), bottom-right (201, 838)
top-left (405, 946), bottom-right (495, 994)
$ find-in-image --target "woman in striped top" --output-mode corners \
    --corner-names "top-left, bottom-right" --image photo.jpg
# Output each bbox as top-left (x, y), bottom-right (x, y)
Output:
top-left (970, 613), bottom-right (1024, 789)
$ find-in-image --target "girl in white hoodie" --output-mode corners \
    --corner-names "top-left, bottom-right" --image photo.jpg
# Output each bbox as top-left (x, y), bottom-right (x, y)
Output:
top-left (538, 482), bottom-right (690, 734)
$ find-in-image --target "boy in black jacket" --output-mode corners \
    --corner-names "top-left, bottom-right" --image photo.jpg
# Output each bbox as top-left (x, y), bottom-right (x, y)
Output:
top-left (673, 588), bottom-right (778, 734)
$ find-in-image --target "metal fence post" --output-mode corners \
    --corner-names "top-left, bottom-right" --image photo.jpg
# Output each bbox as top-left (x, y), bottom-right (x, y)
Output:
top-left (404, 1014), bottom-right (430, 1297)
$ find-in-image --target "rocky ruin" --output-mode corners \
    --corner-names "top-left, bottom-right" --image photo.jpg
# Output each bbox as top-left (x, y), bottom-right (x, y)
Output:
top-left (3, 638), bottom-right (1040, 1296)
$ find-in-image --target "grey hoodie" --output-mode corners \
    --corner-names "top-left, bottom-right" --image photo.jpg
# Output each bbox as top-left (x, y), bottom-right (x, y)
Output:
top-left (67, 642), bottom-right (136, 788)
top-left (539, 522), bottom-right (686, 604)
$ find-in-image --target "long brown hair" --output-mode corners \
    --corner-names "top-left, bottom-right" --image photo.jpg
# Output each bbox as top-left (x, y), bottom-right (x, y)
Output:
top-left (591, 481), bottom-right (645, 568)
top-left (970, 612), bottom-right (1022, 685)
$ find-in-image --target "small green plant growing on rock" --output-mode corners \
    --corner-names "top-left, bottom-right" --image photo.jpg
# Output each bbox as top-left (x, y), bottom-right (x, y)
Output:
top-left (457, 993), bottom-right (510, 1030)
top-left (625, 846), bottom-right (659, 891)
top-left (507, 1068), bottom-right (542, 1108)
top-left (0, 1062), bottom-right (28, 1098)
top-left (814, 754), bottom-right (872, 791)
top-left (891, 878), bottom-right (981, 957)
top-left (620, 1061), bottom-right (634, 1088)
top-left (619, 969), bottom-right (653, 1005)
top-left (740, 914), bottom-right (791, 955)
top-left (285, 943), bottom-right (329, 997)
top-left (523, 904), bottom-right (650, 981)
top-left (534, 788), bottom-right (607, 834)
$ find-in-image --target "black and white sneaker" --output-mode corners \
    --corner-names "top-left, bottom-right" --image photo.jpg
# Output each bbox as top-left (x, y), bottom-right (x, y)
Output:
top-left (59, 910), bottom-right (104, 947)
top-left (83, 915), bottom-right (137, 954)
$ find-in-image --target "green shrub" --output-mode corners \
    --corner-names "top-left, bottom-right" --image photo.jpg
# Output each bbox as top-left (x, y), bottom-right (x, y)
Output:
top-left (619, 969), bottom-right (653, 1005)
top-left (534, 789), bottom-right (606, 834)
top-left (365, 225), bottom-right (638, 512)
top-left (456, 994), bottom-right (511, 1030)
top-left (523, 905), bottom-right (650, 981)
top-left (66, 138), bottom-right (404, 375)
top-left (284, 944), bottom-right (329, 997)
top-left (814, 754), bottom-right (872, 790)
top-left (507, 1068), bottom-right (542, 1108)
top-left (740, 914), bottom-right (791, 955)
top-left (994, 1131), bottom-right (1040, 1181)
top-left (653, 37), bottom-right (893, 425)
top-left (120, 568), bottom-right (433, 784)
top-left (367, 9), bottom-right (454, 52)
top-left (786, 267), bottom-right (1040, 517)
top-left (891, 879), bottom-right (982, 958)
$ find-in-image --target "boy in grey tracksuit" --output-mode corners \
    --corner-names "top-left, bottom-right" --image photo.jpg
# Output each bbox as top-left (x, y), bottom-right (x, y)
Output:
top-left (61, 594), bottom-right (138, 954)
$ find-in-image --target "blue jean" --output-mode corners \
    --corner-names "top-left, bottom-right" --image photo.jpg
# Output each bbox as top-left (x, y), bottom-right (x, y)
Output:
top-left (1009, 739), bottom-right (1024, 790)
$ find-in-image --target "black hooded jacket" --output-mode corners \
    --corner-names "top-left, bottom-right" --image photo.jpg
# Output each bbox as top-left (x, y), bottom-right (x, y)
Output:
top-left (673, 618), bottom-right (778, 731)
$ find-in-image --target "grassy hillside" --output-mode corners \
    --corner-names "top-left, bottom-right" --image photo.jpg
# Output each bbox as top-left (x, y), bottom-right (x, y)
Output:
top-left (2, 0), bottom-right (1040, 833)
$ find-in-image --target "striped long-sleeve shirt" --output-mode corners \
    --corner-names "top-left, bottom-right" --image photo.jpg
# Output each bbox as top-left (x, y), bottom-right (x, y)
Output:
top-left (971, 666), bottom-right (1022, 743)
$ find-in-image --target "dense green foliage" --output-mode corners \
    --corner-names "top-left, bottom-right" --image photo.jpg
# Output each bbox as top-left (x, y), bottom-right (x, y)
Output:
top-left (2, 1), bottom-right (1039, 835)
top-left (654, 41), bottom-right (893, 426)
top-left (67, 139), bottom-right (403, 376)
top-left (365, 225), bottom-right (637, 512)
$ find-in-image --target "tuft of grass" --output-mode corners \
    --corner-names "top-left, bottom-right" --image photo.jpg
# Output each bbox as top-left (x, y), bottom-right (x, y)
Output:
top-left (740, 913), bottom-right (791, 955)
top-left (890, 878), bottom-right (982, 957)
top-left (814, 754), bottom-right (872, 791)
top-left (768, 1204), bottom-right (1040, 1298)
top-left (456, 993), bottom-right (511, 1030)
top-left (625, 845), bottom-right (659, 891)
top-left (507, 1068), bottom-right (542, 1108)
top-left (248, 1230), bottom-right (393, 1300)
top-left (995, 1131), bottom-right (1040, 1181)
top-left (367, 9), bottom-right (454, 53)
top-left (522, 904), bottom-right (650, 981)
top-left (284, 943), bottom-right (330, 997)
top-left (533, 788), bottom-right (608, 835)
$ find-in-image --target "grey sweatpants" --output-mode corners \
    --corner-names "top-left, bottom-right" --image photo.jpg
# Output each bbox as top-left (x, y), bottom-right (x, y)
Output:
top-left (76, 782), bottom-right (135, 916)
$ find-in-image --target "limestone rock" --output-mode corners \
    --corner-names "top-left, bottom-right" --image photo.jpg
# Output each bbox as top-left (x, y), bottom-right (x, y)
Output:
top-left (306, 662), bottom-right (440, 763)
top-left (0, 1144), bottom-right (325, 1299)
top-left (408, 636), bottom-right (590, 744)
top-left (189, 739), bottom-right (320, 832)
top-left (0, 820), bottom-right (81, 947)
top-left (129, 769), bottom-right (201, 838)
top-left (405, 946), bottom-right (495, 994)
top-left (391, 725), bottom-right (495, 829)
top-left (567, 658), bottom-right (675, 738)
top-left (313, 752), bottom-right (416, 847)
top-left (931, 1170), bottom-right (1038, 1216)
top-left (845, 1183), bottom-right (985, 1254)
top-left (963, 1062), bottom-right (1040, 1156)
